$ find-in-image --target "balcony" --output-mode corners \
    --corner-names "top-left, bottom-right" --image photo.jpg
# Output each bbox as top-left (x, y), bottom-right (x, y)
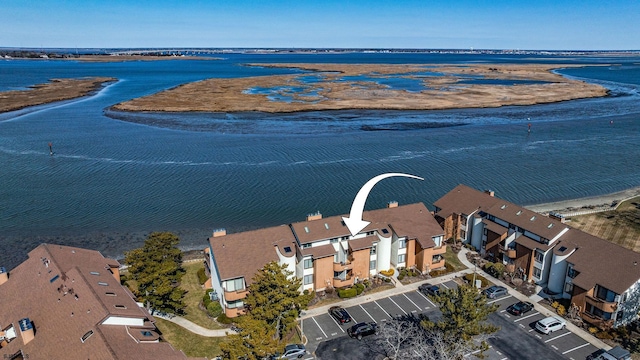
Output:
top-left (333, 276), bottom-right (353, 288)
top-left (580, 311), bottom-right (613, 330)
top-left (224, 288), bottom-right (249, 302)
top-left (499, 245), bottom-right (516, 259)
top-left (433, 244), bottom-right (447, 255)
top-left (586, 295), bottom-right (618, 313)
top-left (431, 259), bottom-right (445, 270)
top-left (333, 261), bottom-right (352, 272)
top-left (225, 306), bottom-right (246, 318)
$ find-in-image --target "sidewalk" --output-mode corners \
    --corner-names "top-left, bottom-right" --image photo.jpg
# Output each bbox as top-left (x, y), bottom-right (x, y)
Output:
top-left (456, 247), bottom-right (611, 351)
top-left (154, 313), bottom-right (231, 337)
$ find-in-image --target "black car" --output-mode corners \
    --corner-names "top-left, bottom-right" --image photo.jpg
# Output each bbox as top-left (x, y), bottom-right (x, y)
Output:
top-left (347, 322), bottom-right (377, 340)
top-left (329, 306), bottom-right (352, 324)
top-left (507, 301), bottom-right (534, 316)
top-left (418, 283), bottom-right (440, 296)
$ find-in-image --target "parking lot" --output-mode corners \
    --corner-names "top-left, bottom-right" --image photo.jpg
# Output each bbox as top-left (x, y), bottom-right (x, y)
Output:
top-left (303, 280), bottom-right (601, 360)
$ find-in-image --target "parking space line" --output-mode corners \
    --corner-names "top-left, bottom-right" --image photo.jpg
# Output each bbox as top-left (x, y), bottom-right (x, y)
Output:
top-left (328, 315), bottom-right (345, 333)
top-left (374, 300), bottom-right (392, 318)
top-left (513, 312), bottom-right (539, 322)
top-left (416, 290), bottom-right (436, 308)
top-left (488, 295), bottom-right (513, 304)
top-left (311, 317), bottom-right (327, 338)
top-left (562, 343), bottom-right (590, 354)
top-left (389, 297), bottom-right (408, 315)
top-left (441, 282), bottom-right (449, 289)
top-left (403, 293), bottom-right (423, 311)
top-left (359, 304), bottom-right (377, 323)
top-left (544, 331), bottom-right (571, 343)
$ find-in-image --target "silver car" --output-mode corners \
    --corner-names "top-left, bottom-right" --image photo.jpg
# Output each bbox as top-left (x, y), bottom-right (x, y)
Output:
top-left (280, 344), bottom-right (306, 359)
top-left (482, 285), bottom-right (508, 299)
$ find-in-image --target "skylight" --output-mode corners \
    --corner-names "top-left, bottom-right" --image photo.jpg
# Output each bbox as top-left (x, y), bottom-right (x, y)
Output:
top-left (381, 229), bottom-right (389, 234)
top-left (284, 246), bottom-right (292, 253)
top-left (530, 216), bottom-right (536, 221)
top-left (324, 223), bottom-right (329, 230)
top-left (304, 226), bottom-right (309, 233)
top-left (559, 246), bottom-right (567, 252)
top-left (501, 204), bottom-right (507, 209)
top-left (516, 210), bottom-right (522, 216)
top-left (547, 223), bottom-right (554, 228)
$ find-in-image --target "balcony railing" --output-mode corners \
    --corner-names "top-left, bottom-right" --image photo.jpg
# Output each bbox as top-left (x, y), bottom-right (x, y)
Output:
top-left (580, 311), bottom-right (614, 330)
top-left (225, 306), bottom-right (246, 318)
top-left (224, 288), bottom-right (249, 302)
top-left (333, 261), bottom-right (352, 272)
top-left (433, 244), bottom-right (447, 255)
top-left (586, 294), bottom-right (618, 313)
top-left (333, 275), bottom-right (354, 288)
top-left (498, 245), bottom-right (517, 258)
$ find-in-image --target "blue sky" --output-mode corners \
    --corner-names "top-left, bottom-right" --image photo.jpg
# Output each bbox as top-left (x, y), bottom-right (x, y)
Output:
top-left (2, 0), bottom-right (638, 50)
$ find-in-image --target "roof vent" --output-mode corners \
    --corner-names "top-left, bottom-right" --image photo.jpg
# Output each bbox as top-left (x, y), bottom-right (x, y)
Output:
top-left (213, 228), bottom-right (227, 238)
top-left (306, 211), bottom-right (322, 221)
top-left (19, 318), bottom-right (34, 345)
top-left (485, 190), bottom-right (495, 197)
top-left (0, 267), bottom-right (7, 285)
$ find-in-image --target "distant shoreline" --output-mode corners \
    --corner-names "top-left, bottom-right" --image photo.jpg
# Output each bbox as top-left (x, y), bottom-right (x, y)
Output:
top-left (525, 187), bottom-right (640, 214)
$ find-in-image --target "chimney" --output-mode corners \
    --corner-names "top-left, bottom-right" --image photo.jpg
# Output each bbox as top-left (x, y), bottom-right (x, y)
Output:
top-left (387, 201), bottom-right (398, 208)
top-left (484, 189), bottom-right (495, 197)
top-left (0, 267), bottom-right (7, 285)
top-left (306, 211), bottom-right (322, 221)
top-left (213, 228), bottom-right (226, 237)
top-left (19, 318), bottom-right (34, 345)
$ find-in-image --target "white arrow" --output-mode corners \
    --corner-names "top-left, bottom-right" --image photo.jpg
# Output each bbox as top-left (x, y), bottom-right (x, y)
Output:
top-left (342, 173), bottom-right (424, 236)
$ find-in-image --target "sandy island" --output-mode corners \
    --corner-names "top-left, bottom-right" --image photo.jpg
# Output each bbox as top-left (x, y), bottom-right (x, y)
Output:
top-left (0, 77), bottom-right (116, 113)
top-left (112, 63), bottom-right (608, 113)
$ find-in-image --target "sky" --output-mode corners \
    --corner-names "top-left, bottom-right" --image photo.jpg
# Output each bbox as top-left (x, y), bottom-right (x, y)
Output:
top-left (1, 0), bottom-right (639, 50)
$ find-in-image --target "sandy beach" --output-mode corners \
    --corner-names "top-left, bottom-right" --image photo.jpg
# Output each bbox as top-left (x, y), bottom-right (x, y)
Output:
top-left (0, 77), bottom-right (116, 113)
top-left (525, 187), bottom-right (640, 214)
top-left (112, 63), bottom-right (608, 113)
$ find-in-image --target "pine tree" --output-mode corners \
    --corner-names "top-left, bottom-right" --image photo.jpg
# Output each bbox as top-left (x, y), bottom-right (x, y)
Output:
top-left (220, 316), bottom-right (280, 360)
top-left (124, 232), bottom-right (185, 314)
top-left (422, 284), bottom-right (499, 352)
top-left (243, 261), bottom-right (313, 340)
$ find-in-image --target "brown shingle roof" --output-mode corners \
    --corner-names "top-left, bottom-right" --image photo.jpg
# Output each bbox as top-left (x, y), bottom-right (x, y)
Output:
top-left (209, 225), bottom-right (296, 284)
top-left (302, 244), bottom-right (337, 259)
top-left (559, 230), bottom-right (640, 294)
top-left (433, 184), bottom-right (500, 218)
top-left (484, 201), bottom-right (566, 241)
top-left (348, 236), bottom-right (378, 251)
top-left (482, 220), bottom-right (508, 236)
top-left (365, 203), bottom-right (443, 249)
top-left (291, 216), bottom-right (349, 244)
top-left (0, 244), bottom-right (193, 360)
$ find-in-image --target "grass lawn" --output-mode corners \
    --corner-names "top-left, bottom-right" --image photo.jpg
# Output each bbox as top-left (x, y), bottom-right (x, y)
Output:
top-left (443, 246), bottom-right (467, 272)
top-left (155, 318), bottom-right (226, 358)
top-left (181, 261), bottom-right (225, 330)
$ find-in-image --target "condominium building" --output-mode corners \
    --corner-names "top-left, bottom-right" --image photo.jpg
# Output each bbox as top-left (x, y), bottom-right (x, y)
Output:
top-left (0, 244), bottom-right (201, 360)
top-left (206, 202), bottom-right (446, 318)
top-left (434, 184), bottom-right (640, 329)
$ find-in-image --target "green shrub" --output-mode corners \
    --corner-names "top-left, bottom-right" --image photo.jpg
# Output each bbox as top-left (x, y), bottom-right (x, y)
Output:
top-left (354, 283), bottom-right (365, 295)
top-left (197, 267), bottom-right (208, 285)
top-left (397, 274), bottom-right (405, 280)
top-left (363, 279), bottom-right (371, 288)
top-left (217, 313), bottom-right (233, 324)
top-left (203, 289), bottom-right (213, 307)
top-left (206, 301), bottom-right (223, 318)
top-left (409, 269), bottom-right (418, 277)
top-left (492, 262), bottom-right (505, 276)
top-left (337, 288), bottom-right (358, 298)
top-left (463, 273), bottom-right (489, 288)
top-left (596, 331), bottom-right (614, 340)
top-left (384, 277), bottom-right (391, 283)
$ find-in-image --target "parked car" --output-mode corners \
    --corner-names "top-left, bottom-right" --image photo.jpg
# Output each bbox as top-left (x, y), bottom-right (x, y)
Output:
top-left (506, 301), bottom-right (534, 316)
top-left (347, 322), bottom-right (378, 340)
top-left (535, 316), bottom-right (566, 334)
top-left (587, 346), bottom-right (631, 360)
top-left (418, 283), bottom-right (440, 296)
top-left (280, 344), bottom-right (306, 359)
top-left (329, 306), bottom-right (352, 324)
top-left (482, 285), bottom-right (508, 299)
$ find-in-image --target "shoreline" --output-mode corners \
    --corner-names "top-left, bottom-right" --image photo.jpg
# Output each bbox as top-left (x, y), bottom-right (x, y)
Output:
top-left (525, 187), bottom-right (640, 214)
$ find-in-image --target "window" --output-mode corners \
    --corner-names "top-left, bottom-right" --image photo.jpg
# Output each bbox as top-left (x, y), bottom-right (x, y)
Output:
top-left (330, 238), bottom-right (338, 243)
top-left (301, 243), bottom-right (311, 249)
top-left (564, 282), bottom-right (574, 294)
top-left (106, 292), bottom-right (116, 296)
top-left (398, 254), bottom-right (406, 263)
top-left (535, 251), bottom-right (544, 263)
top-left (303, 258), bottom-right (313, 269)
top-left (370, 260), bottom-right (376, 270)
top-left (114, 305), bottom-right (127, 309)
top-left (595, 285), bottom-right (616, 302)
top-left (283, 246), bottom-right (292, 253)
top-left (227, 300), bottom-right (244, 309)
top-left (304, 274), bottom-right (313, 285)
top-left (226, 278), bottom-right (244, 292)
top-left (460, 230), bottom-right (466, 239)
top-left (81, 330), bottom-right (94, 343)
top-left (533, 267), bottom-right (542, 279)
top-left (399, 239), bottom-right (406, 248)
top-left (50, 274), bottom-right (60, 283)
top-left (460, 216), bottom-right (467, 226)
top-left (141, 331), bottom-right (154, 337)
top-left (567, 267), bottom-right (578, 279)
top-left (370, 246), bottom-right (376, 255)
top-left (617, 311), bottom-right (624, 321)
top-left (381, 228), bottom-right (389, 234)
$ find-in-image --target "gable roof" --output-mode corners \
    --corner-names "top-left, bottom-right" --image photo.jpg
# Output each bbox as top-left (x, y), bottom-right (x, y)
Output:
top-left (209, 225), bottom-right (297, 284)
top-left (433, 184), bottom-right (499, 218)
top-left (558, 230), bottom-right (640, 294)
top-left (0, 244), bottom-right (197, 360)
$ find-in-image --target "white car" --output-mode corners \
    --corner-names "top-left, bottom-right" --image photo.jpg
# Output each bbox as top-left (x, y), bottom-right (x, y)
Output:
top-left (535, 316), bottom-right (566, 334)
top-left (280, 344), bottom-right (306, 359)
